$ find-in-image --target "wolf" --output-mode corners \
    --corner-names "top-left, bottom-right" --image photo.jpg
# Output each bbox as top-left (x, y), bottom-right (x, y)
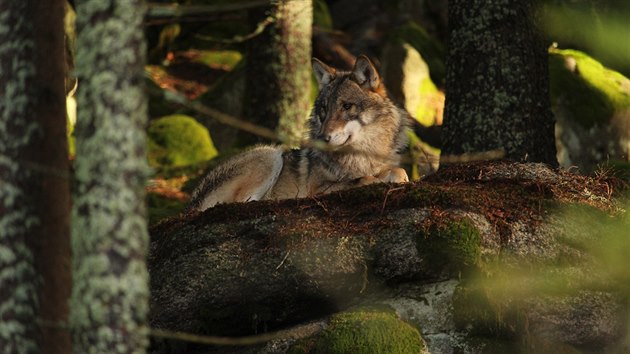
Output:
top-left (187, 55), bottom-right (410, 211)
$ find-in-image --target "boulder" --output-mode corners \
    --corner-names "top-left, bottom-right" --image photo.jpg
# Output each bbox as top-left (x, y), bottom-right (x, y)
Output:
top-left (550, 48), bottom-right (630, 173)
top-left (147, 114), bottom-right (218, 168)
top-left (148, 162), bottom-right (629, 353)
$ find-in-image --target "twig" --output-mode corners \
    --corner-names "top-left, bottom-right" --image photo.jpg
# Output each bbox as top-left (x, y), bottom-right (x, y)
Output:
top-left (150, 322), bottom-right (322, 346)
top-left (146, 1), bottom-right (270, 18)
top-left (161, 87), bottom-right (506, 165)
top-left (275, 251), bottom-right (290, 270)
top-left (163, 90), bottom-right (279, 141)
top-left (194, 16), bottom-right (274, 44)
top-left (381, 186), bottom-right (405, 214)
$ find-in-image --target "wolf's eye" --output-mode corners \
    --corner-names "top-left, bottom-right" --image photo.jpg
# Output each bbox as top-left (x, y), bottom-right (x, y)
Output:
top-left (318, 109), bottom-right (326, 121)
top-left (342, 102), bottom-right (354, 111)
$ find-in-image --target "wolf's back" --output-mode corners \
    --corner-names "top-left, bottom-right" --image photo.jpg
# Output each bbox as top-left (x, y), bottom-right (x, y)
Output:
top-left (187, 145), bottom-right (284, 211)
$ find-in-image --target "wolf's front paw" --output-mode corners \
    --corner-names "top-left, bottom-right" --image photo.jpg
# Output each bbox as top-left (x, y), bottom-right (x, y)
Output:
top-left (376, 168), bottom-right (409, 183)
top-left (357, 175), bottom-right (378, 186)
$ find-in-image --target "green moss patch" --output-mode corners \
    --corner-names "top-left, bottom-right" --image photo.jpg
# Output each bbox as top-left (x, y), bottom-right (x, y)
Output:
top-left (194, 50), bottom-right (242, 71)
top-left (416, 218), bottom-right (482, 273)
top-left (290, 308), bottom-right (426, 354)
top-left (147, 114), bottom-right (218, 168)
top-left (549, 48), bottom-right (630, 129)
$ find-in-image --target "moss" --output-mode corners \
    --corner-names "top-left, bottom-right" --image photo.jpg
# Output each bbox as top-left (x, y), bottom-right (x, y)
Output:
top-left (196, 50), bottom-right (242, 71)
top-left (390, 21), bottom-right (446, 86)
top-left (289, 308), bottom-right (426, 354)
top-left (416, 219), bottom-right (482, 273)
top-left (147, 114), bottom-right (218, 168)
top-left (549, 48), bottom-right (630, 129)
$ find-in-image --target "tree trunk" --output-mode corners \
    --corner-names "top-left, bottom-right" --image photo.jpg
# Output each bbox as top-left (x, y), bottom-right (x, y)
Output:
top-left (242, 0), bottom-right (313, 146)
top-left (71, 0), bottom-right (149, 353)
top-left (0, 1), bottom-right (70, 353)
top-left (442, 0), bottom-right (558, 166)
top-left (148, 162), bottom-right (623, 353)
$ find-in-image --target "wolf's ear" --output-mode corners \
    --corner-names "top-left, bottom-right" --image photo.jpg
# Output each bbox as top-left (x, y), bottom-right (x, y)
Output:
top-left (351, 55), bottom-right (380, 91)
top-left (312, 58), bottom-right (335, 88)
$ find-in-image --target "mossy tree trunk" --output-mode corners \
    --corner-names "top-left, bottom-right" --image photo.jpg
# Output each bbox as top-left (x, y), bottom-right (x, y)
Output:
top-left (71, 0), bottom-right (149, 352)
top-left (0, 1), bottom-right (70, 353)
top-left (442, 0), bottom-right (558, 166)
top-left (243, 0), bottom-right (313, 146)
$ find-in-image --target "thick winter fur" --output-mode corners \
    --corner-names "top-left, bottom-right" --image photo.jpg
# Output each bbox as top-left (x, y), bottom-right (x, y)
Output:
top-left (188, 55), bottom-right (410, 211)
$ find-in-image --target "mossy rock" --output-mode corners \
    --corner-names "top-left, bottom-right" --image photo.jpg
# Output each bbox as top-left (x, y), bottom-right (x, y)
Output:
top-left (415, 218), bottom-right (482, 275)
top-left (147, 114), bottom-right (218, 168)
top-left (389, 21), bottom-right (446, 86)
top-left (549, 48), bottom-right (630, 129)
top-left (550, 48), bottom-right (630, 171)
top-left (290, 308), bottom-right (427, 354)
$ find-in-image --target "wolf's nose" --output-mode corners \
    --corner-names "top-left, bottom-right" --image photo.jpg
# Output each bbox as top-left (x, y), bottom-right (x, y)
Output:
top-left (317, 134), bottom-right (331, 143)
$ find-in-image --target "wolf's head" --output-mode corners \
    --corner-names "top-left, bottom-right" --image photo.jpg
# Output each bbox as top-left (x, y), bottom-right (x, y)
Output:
top-left (309, 55), bottom-right (405, 155)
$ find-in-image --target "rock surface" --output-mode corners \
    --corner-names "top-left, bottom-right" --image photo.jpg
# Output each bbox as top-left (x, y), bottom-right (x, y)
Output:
top-left (148, 162), bottom-right (628, 353)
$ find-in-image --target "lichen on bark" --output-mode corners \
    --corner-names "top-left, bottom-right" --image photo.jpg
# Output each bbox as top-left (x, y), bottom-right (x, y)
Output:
top-left (0, 2), bottom-right (41, 353)
top-left (71, 0), bottom-right (149, 353)
top-left (243, 0), bottom-right (313, 146)
top-left (443, 0), bottom-right (558, 166)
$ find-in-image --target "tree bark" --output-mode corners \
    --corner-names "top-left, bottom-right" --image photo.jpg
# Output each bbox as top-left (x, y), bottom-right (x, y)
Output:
top-left (0, 1), bottom-right (70, 353)
top-left (442, 0), bottom-right (558, 166)
top-left (242, 0), bottom-right (313, 146)
top-left (71, 0), bottom-right (149, 353)
top-left (148, 162), bottom-right (620, 342)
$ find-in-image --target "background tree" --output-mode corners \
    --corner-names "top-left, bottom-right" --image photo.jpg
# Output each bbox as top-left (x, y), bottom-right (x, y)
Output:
top-left (71, 0), bottom-right (149, 352)
top-left (442, 0), bottom-right (558, 166)
top-left (242, 0), bottom-right (313, 146)
top-left (0, 1), bottom-right (70, 353)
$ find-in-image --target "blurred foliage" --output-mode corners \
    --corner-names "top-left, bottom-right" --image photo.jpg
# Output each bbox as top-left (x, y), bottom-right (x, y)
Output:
top-left (458, 199), bottom-right (630, 350)
top-left (542, 2), bottom-right (630, 76)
